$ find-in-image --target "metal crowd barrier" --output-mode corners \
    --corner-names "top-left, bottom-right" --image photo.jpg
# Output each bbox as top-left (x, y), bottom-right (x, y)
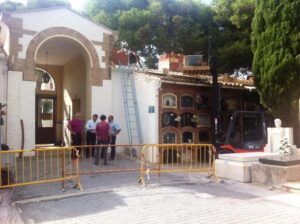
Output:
top-left (0, 144), bottom-right (216, 190)
top-left (66, 144), bottom-right (144, 175)
top-left (139, 144), bottom-right (216, 186)
top-left (0, 147), bottom-right (81, 190)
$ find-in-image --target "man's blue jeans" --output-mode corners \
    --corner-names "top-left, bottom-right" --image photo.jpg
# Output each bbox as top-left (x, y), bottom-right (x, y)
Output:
top-left (94, 140), bottom-right (109, 165)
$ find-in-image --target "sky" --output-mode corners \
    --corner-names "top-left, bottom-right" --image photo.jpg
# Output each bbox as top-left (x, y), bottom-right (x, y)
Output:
top-left (0, 0), bottom-right (212, 11)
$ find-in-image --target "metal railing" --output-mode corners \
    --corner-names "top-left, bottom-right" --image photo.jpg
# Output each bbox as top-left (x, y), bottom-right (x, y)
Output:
top-left (0, 146), bottom-right (81, 190)
top-left (66, 144), bottom-right (144, 175)
top-left (0, 144), bottom-right (216, 190)
top-left (139, 144), bottom-right (216, 186)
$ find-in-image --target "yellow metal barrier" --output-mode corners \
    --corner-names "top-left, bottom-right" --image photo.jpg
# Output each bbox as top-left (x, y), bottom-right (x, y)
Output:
top-left (139, 144), bottom-right (216, 186)
top-left (0, 147), bottom-right (82, 190)
top-left (66, 144), bottom-right (145, 175)
top-left (0, 144), bottom-right (215, 190)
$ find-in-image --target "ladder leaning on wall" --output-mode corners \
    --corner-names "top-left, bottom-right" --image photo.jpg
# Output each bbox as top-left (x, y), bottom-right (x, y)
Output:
top-left (119, 65), bottom-right (143, 144)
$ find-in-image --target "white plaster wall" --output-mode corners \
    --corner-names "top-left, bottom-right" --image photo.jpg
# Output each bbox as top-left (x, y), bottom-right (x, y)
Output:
top-left (95, 45), bottom-right (106, 69)
top-left (63, 55), bottom-right (86, 118)
top-left (91, 80), bottom-right (113, 118)
top-left (12, 8), bottom-right (112, 42)
top-left (7, 71), bottom-right (35, 150)
top-left (0, 55), bottom-right (7, 103)
top-left (12, 8), bottom-right (111, 67)
top-left (92, 69), bottom-right (160, 146)
top-left (134, 73), bottom-right (160, 145)
top-left (0, 21), bottom-right (10, 55)
top-left (3, 31), bottom-right (10, 56)
top-left (134, 73), bottom-right (160, 162)
top-left (0, 55), bottom-right (8, 145)
top-left (111, 69), bottom-right (129, 145)
top-left (18, 34), bottom-right (34, 59)
top-left (92, 69), bottom-right (160, 163)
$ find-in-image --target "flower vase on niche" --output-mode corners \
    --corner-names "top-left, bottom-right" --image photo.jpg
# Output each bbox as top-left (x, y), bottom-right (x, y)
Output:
top-left (191, 115), bottom-right (200, 127)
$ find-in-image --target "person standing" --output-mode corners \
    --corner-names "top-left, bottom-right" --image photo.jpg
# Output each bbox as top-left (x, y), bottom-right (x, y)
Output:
top-left (67, 112), bottom-right (84, 159)
top-left (108, 115), bottom-right (121, 161)
top-left (128, 48), bottom-right (137, 65)
top-left (85, 114), bottom-right (98, 158)
top-left (94, 115), bottom-right (110, 165)
top-left (128, 48), bottom-right (140, 73)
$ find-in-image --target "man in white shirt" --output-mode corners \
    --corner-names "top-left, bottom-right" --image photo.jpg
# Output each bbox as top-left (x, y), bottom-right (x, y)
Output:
top-left (85, 114), bottom-right (98, 158)
top-left (108, 115), bottom-right (121, 160)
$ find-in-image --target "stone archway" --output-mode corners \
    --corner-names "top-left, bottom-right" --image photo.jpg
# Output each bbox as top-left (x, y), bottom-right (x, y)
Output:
top-left (24, 27), bottom-right (102, 84)
top-left (25, 27), bottom-right (106, 123)
top-left (23, 27), bottom-right (106, 144)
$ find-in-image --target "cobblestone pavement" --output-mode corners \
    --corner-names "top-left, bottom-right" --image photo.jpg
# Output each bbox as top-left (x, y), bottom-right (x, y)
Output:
top-left (11, 172), bottom-right (300, 224)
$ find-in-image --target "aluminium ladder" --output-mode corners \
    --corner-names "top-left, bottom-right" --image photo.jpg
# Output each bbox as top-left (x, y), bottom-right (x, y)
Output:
top-left (119, 65), bottom-right (143, 144)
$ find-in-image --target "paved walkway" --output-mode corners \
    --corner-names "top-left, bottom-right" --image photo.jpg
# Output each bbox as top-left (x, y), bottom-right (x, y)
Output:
top-left (5, 172), bottom-right (300, 224)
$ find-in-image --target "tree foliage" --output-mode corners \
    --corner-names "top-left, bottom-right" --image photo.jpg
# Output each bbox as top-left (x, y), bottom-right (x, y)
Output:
top-left (85, 0), bottom-right (214, 68)
top-left (27, 0), bottom-right (70, 9)
top-left (252, 0), bottom-right (300, 125)
top-left (1, 0), bottom-right (255, 73)
top-left (0, 1), bottom-right (25, 12)
top-left (212, 0), bottom-right (255, 73)
top-left (0, 0), bottom-right (70, 12)
top-left (85, 0), bottom-right (254, 71)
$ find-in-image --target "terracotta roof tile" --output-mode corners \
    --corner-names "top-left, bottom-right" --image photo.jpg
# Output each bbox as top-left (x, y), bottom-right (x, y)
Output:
top-left (135, 68), bottom-right (254, 88)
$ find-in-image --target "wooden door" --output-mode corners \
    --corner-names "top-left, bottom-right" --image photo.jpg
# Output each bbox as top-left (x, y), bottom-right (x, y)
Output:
top-left (36, 96), bottom-right (56, 144)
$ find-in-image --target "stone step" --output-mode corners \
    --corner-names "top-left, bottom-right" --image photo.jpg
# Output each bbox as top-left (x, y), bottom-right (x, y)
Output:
top-left (281, 182), bottom-right (300, 193)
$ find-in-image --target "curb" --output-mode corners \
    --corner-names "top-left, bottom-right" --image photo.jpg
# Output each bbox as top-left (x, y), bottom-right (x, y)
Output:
top-left (12, 179), bottom-right (215, 206)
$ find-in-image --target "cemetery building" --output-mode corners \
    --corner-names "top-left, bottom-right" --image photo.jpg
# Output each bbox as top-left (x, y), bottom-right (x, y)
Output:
top-left (0, 7), bottom-right (260, 150)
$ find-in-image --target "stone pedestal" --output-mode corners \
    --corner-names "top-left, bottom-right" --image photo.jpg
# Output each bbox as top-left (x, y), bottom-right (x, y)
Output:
top-left (252, 164), bottom-right (300, 185)
top-left (216, 152), bottom-right (279, 183)
top-left (265, 127), bottom-right (294, 153)
top-left (252, 155), bottom-right (300, 185)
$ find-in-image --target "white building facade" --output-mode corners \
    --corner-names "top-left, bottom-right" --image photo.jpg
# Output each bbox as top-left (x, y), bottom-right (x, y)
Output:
top-left (0, 7), bottom-right (140, 149)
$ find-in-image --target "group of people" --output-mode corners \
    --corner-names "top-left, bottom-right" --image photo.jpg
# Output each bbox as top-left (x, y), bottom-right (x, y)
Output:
top-left (67, 112), bottom-right (121, 165)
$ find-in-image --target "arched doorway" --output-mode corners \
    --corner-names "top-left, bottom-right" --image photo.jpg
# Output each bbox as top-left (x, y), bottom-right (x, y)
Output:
top-left (35, 36), bottom-right (92, 145)
top-left (35, 68), bottom-right (56, 144)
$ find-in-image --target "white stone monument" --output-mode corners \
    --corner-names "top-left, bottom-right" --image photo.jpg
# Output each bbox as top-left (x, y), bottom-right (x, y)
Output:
top-left (264, 118), bottom-right (295, 153)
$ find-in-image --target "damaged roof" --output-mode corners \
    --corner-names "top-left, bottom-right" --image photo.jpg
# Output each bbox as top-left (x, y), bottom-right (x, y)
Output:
top-left (135, 68), bottom-right (254, 89)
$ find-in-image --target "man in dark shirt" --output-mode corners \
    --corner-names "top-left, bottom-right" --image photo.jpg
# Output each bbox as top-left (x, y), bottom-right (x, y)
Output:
top-left (128, 48), bottom-right (141, 73)
top-left (94, 115), bottom-right (110, 165)
top-left (128, 48), bottom-right (137, 65)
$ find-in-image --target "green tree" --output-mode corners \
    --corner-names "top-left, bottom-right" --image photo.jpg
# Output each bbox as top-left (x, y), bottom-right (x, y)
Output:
top-left (84, 0), bottom-right (254, 71)
top-left (252, 0), bottom-right (300, 125)
top-left (0, 1), bottom-right (25, 12)
top-left (85, 0), bottom-right (213, 68)
top-left (212, 0), bottom-right (255, 73)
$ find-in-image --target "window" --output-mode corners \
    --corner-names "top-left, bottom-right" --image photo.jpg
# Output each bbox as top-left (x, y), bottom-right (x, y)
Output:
top-left (244, 103), bottom-right (259, 111)
top-left (198, 113), bottom-right (211, 127)
top-left (180, 112), bottom-right (195, 128)
top-left (162, 94), bottom-right (176, 108)
top-left (163, 132), bottom-right (176, 143)
top-left (162, 112), bottom-right (178, 127)
top-left (182, 132), bottom-right (193, 143)
top-left (194, 94), bottom-right (209, 110)
top-left (227, 99), bottom-right (238, 111)
top-left (35, 68), bottom-right (55, 92)
top-left (199, 130), bottom-right (210, 142)
top-left (37, 98), bottom-right (54, 128)
top-left (181, 95), bottom-right (194, 108)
